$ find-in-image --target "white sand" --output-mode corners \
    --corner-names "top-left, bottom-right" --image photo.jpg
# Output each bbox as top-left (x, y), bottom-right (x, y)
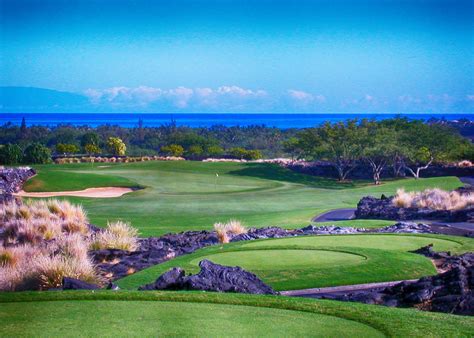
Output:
top-left (15, 187), bottom-right (134, 198)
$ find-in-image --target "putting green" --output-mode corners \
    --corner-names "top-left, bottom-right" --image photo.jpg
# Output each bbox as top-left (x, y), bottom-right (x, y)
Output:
top-left (23, 162), bottom-right (464, 236)
top-left (243, 234), bottom-right (463, 252)
top-left (190, 249), bottom-right (365, 270)
top-left (0, 300), bottom-right (383, 337)
top-left (117, 234), bottom-right (474, 291)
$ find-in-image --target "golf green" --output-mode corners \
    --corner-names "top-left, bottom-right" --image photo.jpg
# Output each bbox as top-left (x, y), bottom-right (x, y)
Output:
top-left (22, 161), bottom-right (463, 236)
top-left (190, 249), bottom-right (365, 270)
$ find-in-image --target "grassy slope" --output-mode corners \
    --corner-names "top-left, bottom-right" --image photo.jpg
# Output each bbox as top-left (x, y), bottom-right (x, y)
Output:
top-left (1, 291), bottom-right (473, 337)
top-left (24, 162), bottom-right (463, 236)
top-left (117, 233), bottom-right (474, 291)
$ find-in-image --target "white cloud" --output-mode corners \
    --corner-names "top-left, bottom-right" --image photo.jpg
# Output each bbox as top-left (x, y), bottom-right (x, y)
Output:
top-left (287, 89), bottom-right (314, 101)
top-left (84, 85), bottom-right (268, 110)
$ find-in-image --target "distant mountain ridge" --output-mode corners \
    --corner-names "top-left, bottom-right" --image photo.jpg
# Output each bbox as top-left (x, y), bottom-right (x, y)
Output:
top-left (0, 86), bottom-right (89, 112)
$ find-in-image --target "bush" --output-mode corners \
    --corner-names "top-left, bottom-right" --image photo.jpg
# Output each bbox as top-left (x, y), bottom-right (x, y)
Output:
top-left (244, 149), bottom-right (263, 160)
top-left (186, 145), bottom-right (203, 158)
top-left (228, 147), bottom-right (247, 160)
top-left (84, 143), bottom-right (101, 155)
top-left (160, 144), bottom-right (184, 157)
top-left (0, 143), bottom-right (22, 164)
top-left (23, 143), bottom-right (51, 164)
top-left (206, 145), bottom-right (224, 157)
top-left (56, 143), bottom-right (80, 155)
top-left (393, 188), bottom-right (474, 211)
top-left (228, 148), bottom-right (262, 160)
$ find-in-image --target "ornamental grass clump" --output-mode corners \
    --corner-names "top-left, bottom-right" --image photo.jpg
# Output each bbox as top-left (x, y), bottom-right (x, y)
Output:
top-left (0, 199), bottom-right (102, 291)
top-left (213, 220), bottom-right (247, 243)
top-left (214, 223), bottom-right (229, 244)
top-left (393, 188), bottom-right (474, 211)
top-left (90, 221), bottom-right (139, 251)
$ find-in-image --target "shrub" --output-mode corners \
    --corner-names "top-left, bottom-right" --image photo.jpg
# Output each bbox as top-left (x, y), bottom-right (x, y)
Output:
top-left (84, 143), bottom-right (101, 155)
top-left (160, 144), bottom-right (184, 157)
top-left (186, 145), bottom-right (203, 158)
top-left (23, 143), bottom-right (51, 164)
top-left (56, 143), bottom-right (80, 155)
top-left (244, 149), bottom-right (263, 160)
top-left (90, 221), bottom-right (139, 251)
top-left (393, 188), bottom-right (474, 211)
top-left (206, 145), bottom-right (224, 157)
top-left (0, 143), bottom-right (23, 164)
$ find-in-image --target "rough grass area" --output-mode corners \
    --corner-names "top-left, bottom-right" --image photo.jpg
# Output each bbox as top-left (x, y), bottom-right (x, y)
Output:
top-left (116, 234), bottom-right (474, 291)
top-left (23, 162), bottom-right (464, 236)
top-left (1, 291), bottom-right (473, 337)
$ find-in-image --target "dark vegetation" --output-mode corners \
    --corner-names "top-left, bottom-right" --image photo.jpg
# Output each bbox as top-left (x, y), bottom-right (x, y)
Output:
top-left (1, 117), bottom-right (472, 185)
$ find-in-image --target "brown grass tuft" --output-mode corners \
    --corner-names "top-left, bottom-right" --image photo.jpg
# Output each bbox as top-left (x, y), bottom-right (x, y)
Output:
top-left (90, 221), bottom-right (139, 251)
top-left (393, 188), bottom-right (474, 211)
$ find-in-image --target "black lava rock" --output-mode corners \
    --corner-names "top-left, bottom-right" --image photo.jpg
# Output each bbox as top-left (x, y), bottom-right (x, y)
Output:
top-left (62, 277), bottom-right (100, 290)
top-left (139, 260), bottom-right (277, 295)
top-left (0, 167), bottom-right (36, 203)
top-left (355, 195), bottom-right (474, 222)
top-left (316, 252), bottom-right (474, 315)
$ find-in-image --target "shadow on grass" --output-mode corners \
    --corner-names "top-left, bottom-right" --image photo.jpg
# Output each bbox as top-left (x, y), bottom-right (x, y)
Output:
top-left (228, 163), bottom-right (367, 190)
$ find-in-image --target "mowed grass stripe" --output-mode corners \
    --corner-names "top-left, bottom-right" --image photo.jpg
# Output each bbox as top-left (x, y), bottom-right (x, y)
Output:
top-left (1, 291), bottom-right (473, 337)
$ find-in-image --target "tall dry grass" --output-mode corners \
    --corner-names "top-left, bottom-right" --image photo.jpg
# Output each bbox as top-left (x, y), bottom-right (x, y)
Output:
top-left (393, 188), bottom-right (474, 211)
top-left (0, 199), bottom-right (103, 291)
top-left (213, 220), bottom-right (247, 243)
top-left (89, 221), bottom-right (139, 251)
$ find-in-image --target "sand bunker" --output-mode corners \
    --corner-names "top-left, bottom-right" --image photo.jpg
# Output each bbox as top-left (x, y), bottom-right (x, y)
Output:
top-left (15, 187), bottom-right (134, 198)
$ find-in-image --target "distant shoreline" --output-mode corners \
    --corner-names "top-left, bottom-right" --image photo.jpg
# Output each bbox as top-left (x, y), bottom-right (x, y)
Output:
top-left (1, 112), bottom-right (472, 129)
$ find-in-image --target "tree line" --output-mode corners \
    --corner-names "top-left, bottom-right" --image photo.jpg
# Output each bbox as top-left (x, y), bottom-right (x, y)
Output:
top-left (285, 118), bottom-right (473, 184)
top-left (1, 118), bottom-right (472, 180)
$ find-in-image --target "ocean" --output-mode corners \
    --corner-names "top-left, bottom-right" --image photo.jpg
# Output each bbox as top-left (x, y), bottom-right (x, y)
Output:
top-left (1, 113), bottom-right (472, 129)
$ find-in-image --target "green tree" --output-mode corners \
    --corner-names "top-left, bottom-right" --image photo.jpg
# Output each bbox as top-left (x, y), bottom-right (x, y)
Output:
top-left (360, 121), bottom-right (398, 185)
top-left (228, 147), bottom-right (248, 160)
top-left (160, 144), bottom-right (184, 157)
top-left (81, 132), bottom-right (100, 148)
top-left (56, 143), bottom-right (80, 155)
top-left (186, 145), bottom-right (203, 158)
top-left (0, 143), bottom-right (23, 165)
top-left (206, 145), bottom-right (224, 157)
top-left (398, 123), bottom-right (466, 179)
top-left (84, 144), bottom-right (101, 155)
top-left (244, 149), bottom-right (263, 160)
top-left (106, 137), bottom-right (126, 156)
top-left (23, 143), bottom-right (51, 164)
top-left (282, 137), bottom-right (304, 160)
top-left (297, 120), bottom-right (364, 181)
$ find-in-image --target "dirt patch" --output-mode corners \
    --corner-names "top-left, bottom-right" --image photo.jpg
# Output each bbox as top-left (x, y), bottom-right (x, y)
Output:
top-left (14, 187), bottom-right (135, 198)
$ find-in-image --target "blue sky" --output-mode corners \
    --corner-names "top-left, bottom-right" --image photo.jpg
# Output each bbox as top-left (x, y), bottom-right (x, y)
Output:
top-left (1, 0), bottom-right (473, 112)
